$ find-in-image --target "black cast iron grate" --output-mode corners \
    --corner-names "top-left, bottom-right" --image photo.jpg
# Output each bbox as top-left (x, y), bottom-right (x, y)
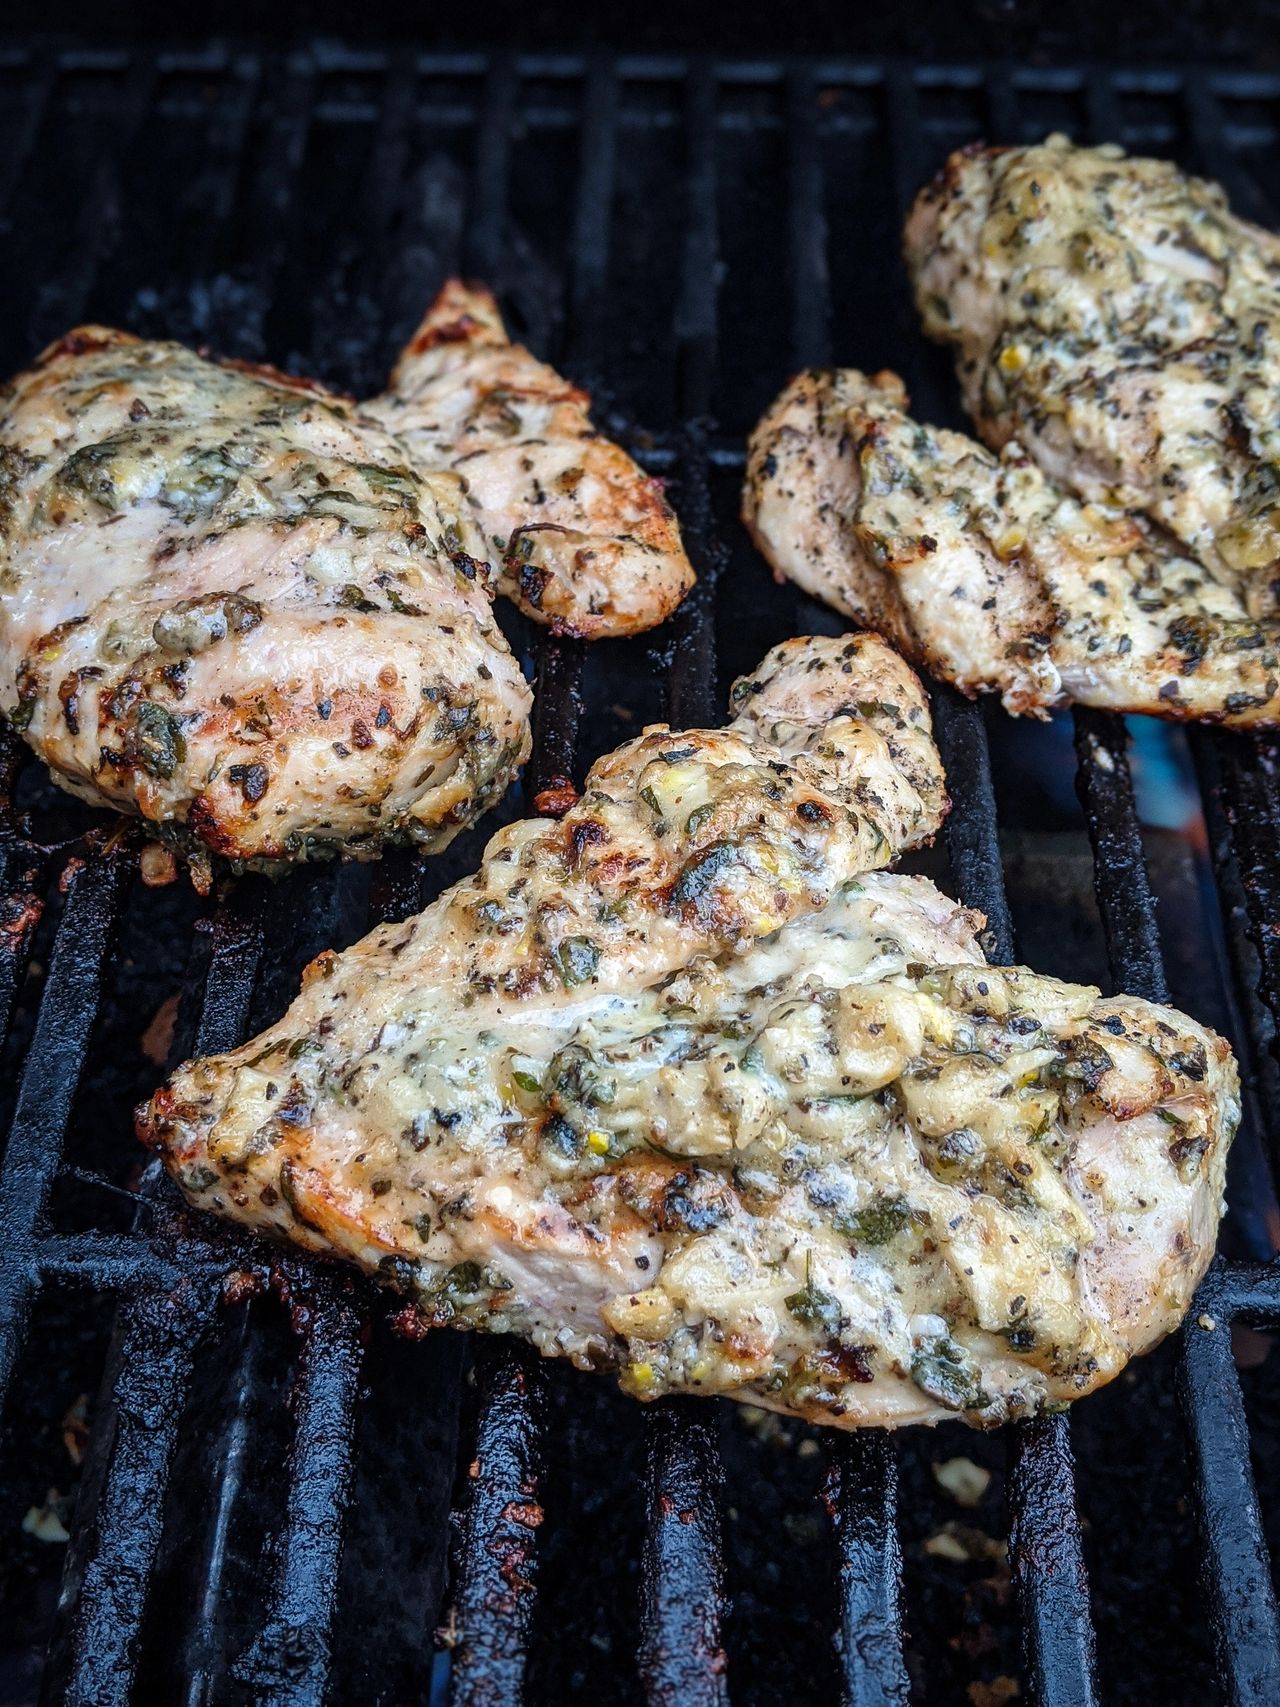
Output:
top-left (1, 43), bottom-right (1279, 1707)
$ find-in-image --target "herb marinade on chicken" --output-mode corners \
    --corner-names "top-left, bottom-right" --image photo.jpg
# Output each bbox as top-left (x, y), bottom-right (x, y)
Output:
top-left (743, 366), bottom-right (1280, 725)
top-left (0, 327), bottom-right (532, 875)
top-left (141, 635), bottom-right (1237, 1430)
top-left (906, 135), bottom-right (1280, 615)
top-left (367, 281), bottom-right (694, 639)
top-left (0, 283), bottom-right (692, 873)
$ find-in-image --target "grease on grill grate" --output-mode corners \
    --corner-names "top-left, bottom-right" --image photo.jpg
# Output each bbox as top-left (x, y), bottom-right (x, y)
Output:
top-left (0, 46), bottom-right (1279, 1707)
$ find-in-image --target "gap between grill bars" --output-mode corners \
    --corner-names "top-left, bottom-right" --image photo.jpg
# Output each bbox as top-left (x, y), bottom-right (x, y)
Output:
top-left (0, 44), bottom-right (1276, 1707)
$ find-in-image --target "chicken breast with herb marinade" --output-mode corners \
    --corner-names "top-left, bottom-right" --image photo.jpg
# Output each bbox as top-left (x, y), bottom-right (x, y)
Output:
top-left (0, 281), bottom-right (691, 873)
top-left (743, 366), bottom-right (1280, 725)
top-left (906, 135), bottom-right (1280, 616)
top-left (367, 280), bottom-right (694, 639)
top-left (141, 634), bottom-right (1237, 1429)
top-left (0, 327), bottom-right (532, 874)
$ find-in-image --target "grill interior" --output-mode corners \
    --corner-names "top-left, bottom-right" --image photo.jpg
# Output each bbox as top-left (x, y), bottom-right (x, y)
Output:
top-left (2, 43), bottom-right (1280, 1707)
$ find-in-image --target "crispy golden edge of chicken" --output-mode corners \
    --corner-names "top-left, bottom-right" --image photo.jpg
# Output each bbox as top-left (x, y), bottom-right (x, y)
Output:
top-left (743, 365), bottom-right (1280, 729)
top-left (369, 279), bottom-right (696, 639)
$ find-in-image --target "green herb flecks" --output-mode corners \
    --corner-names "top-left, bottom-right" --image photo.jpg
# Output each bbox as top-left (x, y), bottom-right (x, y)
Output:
top-left (910, 1335), bottom-right (989, 1413)
top-left (784, 1253), bottom-right (843, 1336)
top-left (670, 839), bottom-right (740, 912)
top-left (128, 702), bottom-right (186, 779)
top-left (552, 935), bottom-right (601, 987)
top-left (835, 1194), bottom-right (916, 1247)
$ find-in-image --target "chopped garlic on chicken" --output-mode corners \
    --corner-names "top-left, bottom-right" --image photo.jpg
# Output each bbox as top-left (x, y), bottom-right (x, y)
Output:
top-left (906, 135), bottom-right (1280, 615)
top-left (0, 326), bottom-right (531, 870)
top-left (140, 634), bottom-right (1236, 1429)
top-left (367, 280), bottom-right (695, 638)
top-left (744, 366), bottom-right (1280, 725)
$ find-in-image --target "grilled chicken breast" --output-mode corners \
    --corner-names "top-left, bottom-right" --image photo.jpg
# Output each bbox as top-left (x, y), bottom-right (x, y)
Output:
top-left (0, 282), bottom-right (691, 869)
top-left (744, 366), bottom-right (1280, 724)
top-left (141, 634), bottom-right (1237, 1429)
top-left (0, 326), bottom-right (532, 870)
top-left (906, 135), bottom-right (1280, 615)
top-left (367, 281), bottom-right (695, 638)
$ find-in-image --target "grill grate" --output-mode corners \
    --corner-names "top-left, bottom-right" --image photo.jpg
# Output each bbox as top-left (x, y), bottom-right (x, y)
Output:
top-left (0, 44), bottom-right (1278, 1706)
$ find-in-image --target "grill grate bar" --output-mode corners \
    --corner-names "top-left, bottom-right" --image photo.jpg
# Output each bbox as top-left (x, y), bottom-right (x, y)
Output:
top-left (308, 56), bottom-right (419, 386)
top-left (824, 1433), bottom-right (910, 1707)
top-left (674, 60), bottom-right (719, 422)
top-left (1182, 756), bottom-right (1280, 1699)
top-left (447, 1343), bottom-right (547, 1706)
top-left (786, 64), bottom-right (832, 373)
top-left (662, 419), bottom-right (725, 734)
top-left (152, 51), bottom-right (261, 343)
top-left (0, 48), bottom-right (56, 221)
top-left (168, 895), bottom-right (271, 1707)
top-left (230, 58), bottom-right (317, 359)
top-left (1005, 1420), bottom-right (1100, 1707)
top-left (1197, 734), bottom-right (1280, 1080)
top-left (176, 1310), bottom-right (272, 1707)
top-left (35, 1233), bottom-right (187, 1290)
top-left (528, 636), bottom-right (585, 799)
top-left (466, 54), bottom-right (517, 284)
top-left (445, 58), bottom-right (551, 1707)
top-left (58, 893), bottom-right (266, 1707)
top-left (1200, 1261), bottom-right (1280, 1321)
top-left (637, 1401), bottom-right (729, 1705)
top-left (640, 425), bottom-right (730, 1695)
top-left (236, 1285), bottom-right (366, 1707)
top-left (1071, 709), bottom-right (1170, 1004)
top-left (1185, 73), bottom-right (1280, 227)
top-left (1177, 1302), bottom-right (1280, 1706)
top-left (59, 1280), bottom-right (219, 1707)
top-left (1189, 730), bottom-right (1280, 1194)
top-left (562, 55), bottom-right (618, 382)
top-left (930, 691), bottom-right (1016, 963)
top-left (790, 62), bottom-right (910, 1703)
top-left (0, 730), bottom-right (46, 1052)
top-left (27, 54), bottom-right (157, 348)
top-left (636, 60), bottom-right (732, 1707)
top-left (0, 850), bottom-right (132, 1404)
